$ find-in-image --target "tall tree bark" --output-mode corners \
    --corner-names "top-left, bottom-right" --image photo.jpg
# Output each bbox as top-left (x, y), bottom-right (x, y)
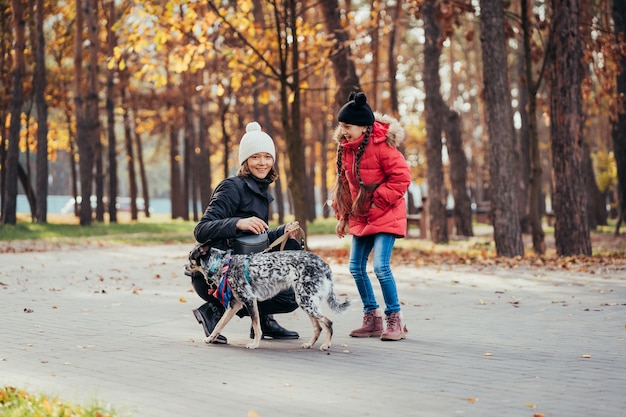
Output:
top-left (121, 79), bottom-right (138, 220)
top-left (445, 111), bottom-right (473, 237)
top-left (549, 0), bottom-right (591, 255)
top-left (106, 0), bottom-right (118, 222)
top-left (318, 0), bottom-right (362, 110)
top-left (132, 106), bottom-right (150, 218)
top-left (613, 0), bottom-right (626, 235)
top-left (422, 0), bottom-right (448, 243)
top-left (74, 0), bottom-right (99, 225)
top-left (3, 0), bottom-right (26, 225)
top-left (388, 0), bottom-right (403, 117)
top-left (87, 0), bottom-right (103, 222)
top-left (521, 0), bottom-right (546, 253)
top-left (196, 69), bottom-right (211, 212)
top-left (480, 0), bottom-right (525, 257)
top-left (34, 0), bottom-right (48, 223)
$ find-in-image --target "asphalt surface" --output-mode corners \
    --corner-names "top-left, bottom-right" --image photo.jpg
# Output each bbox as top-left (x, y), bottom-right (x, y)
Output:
top-left (1, 236), bottom-right (625, 417)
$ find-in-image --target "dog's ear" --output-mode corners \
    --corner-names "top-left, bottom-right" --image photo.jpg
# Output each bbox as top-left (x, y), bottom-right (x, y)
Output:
top-left (198, 239), bottom-right (211, 255)
top-left (189, 239), bottom-right (211, 263)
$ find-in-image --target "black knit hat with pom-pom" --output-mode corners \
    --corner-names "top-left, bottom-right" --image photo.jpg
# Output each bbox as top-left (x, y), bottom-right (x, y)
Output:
top-left (337, 92), bottom-right (375, 126)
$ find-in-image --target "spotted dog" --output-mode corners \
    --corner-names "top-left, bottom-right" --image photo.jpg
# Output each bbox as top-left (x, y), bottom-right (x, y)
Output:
top-left (186, 243), bottom-right (351, 351)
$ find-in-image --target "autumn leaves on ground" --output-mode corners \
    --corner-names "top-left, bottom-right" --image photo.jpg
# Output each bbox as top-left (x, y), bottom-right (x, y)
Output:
top-left (1, 221), bottom-right (625, 274)
top-left (314, 227), bottom-right (626, 274)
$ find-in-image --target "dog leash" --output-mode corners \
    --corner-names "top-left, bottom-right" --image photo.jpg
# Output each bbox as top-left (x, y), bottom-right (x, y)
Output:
top-left (264, 225), bottom-right (307, 252)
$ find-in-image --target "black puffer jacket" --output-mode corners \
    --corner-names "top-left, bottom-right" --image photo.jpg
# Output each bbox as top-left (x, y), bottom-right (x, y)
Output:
top-left (193, 175), bottom-right (285, 250)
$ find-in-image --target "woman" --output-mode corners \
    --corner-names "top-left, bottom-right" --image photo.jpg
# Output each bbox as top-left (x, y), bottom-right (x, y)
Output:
top-left (332, 92), bottom-right (411, 341)
top-left (191, 122), bottom-right (301, 343)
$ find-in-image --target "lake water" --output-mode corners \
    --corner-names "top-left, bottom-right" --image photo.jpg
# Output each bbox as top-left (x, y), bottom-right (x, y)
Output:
top-left (15, 195), bottom-right (172, 214)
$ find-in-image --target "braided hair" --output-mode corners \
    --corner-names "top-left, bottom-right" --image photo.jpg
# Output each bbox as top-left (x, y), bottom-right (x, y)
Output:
top-left (332, 126), bottom-right (375, 218)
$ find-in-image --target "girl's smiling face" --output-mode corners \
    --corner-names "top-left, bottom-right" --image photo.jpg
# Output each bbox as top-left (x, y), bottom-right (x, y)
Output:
top-left (339, 122), bottom-right (367, 142)
top-left (246, 153), bottom-right (274, 179)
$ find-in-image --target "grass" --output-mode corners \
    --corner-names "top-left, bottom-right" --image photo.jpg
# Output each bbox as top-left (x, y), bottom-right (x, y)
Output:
top-left (1, 213), bottom-right (623, 257)
top-left (0, 386), bottom-right (130, 417)
top-left (0, 213), bottom-right (339, 245)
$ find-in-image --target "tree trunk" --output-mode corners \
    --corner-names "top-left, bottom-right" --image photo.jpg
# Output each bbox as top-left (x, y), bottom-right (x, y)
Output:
top-left (521, 0), bottom-right (546, 253)
top-left (169, 124), bottom-right (184, 219)
top-left (516, 37), bottom-right (530, 235)
top-left (583, 142), bottom-right (606, 229)
top-left (86, 0), bottom-right (102, 223)
top-left (388, 0), bottom-right (403, 117)
top-left (422, 0), bottom-right (448, 244)
top-left (280, 0), bottom-right (308, 233)
top-left (34, 0), bottom-right (48, 223)
top-left (318, 0), bottom-right (362, 110)
top-left (480, 0), bottom-right (525, 257)
top-left (106, 0), bottom-right (118, 223)
top-left (182, 73), bottom-right (193, 222)
top-left (196, 73), bottom-right (211, 212)
top-left (445, 110), bottom-right (473, 237)
top-left (122, 81), bottom-right (138, 220)
top-left (132, 107), bottom-right (150, 218)
top-left (613, 0), bottom-right (626, 235)
top-left (3, 0), bottom-right (25, 225)
top-left (549, 0), bottom-right (591, 255)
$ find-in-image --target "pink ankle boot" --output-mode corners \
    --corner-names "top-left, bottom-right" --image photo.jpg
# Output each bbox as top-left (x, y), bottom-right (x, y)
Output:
top-left (350, 310), bottom-right (383, 337)
top-left (380, 312), bottom-right (405, 341)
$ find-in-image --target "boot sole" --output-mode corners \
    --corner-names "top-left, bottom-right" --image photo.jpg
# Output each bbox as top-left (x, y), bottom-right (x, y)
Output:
top-left (380, 334), bottom-right (406, 341)
top-left (349, 332), bottom-right (383, 337)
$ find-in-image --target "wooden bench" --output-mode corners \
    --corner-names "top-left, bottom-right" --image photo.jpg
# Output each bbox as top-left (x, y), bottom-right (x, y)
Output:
top-left (406, 210), bottom-right (427, 239)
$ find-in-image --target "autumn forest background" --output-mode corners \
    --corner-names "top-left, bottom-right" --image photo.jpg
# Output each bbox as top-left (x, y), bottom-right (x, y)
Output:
top-left (1, 0), bottom-right (626, 259)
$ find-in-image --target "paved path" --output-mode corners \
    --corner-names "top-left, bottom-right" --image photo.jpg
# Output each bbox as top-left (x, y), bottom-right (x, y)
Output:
top-left (1, 236), bottom-right (625, 417)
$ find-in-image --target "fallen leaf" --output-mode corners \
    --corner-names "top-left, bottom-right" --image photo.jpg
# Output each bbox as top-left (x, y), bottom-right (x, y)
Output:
top-left (534, 413), bottom-right (545, 417)
top-left (581, 354), bottom-right (591, 358)
top-left (462, 397), bottom-right (478, 403)
top-left (24, 308), bottom-right (33, 313)
top-left (524, 402), bottom-right (536, 408)
top-left (483, 352), bottom-right (492, 356)
top-left (179, 297), bottom-right (187, 303)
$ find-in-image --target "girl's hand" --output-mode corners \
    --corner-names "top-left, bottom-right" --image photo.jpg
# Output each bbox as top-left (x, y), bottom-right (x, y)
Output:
top-left (237, 217), bottom-right (269, 234)
top-left (336, 219), bottom-right (347, 238)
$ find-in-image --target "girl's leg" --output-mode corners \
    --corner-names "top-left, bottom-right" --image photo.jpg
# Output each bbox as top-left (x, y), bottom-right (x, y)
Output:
top-left (349, 235), bottom-right (377, 312)
top-left (372, 233), bottom-right (400, 316)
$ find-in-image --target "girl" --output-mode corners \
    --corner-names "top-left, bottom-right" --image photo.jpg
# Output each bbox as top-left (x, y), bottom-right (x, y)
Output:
top-left (332, 92), bottom-right (411, 341)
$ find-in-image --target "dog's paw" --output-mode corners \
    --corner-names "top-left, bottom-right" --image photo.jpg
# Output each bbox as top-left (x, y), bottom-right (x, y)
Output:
top-left (245, 341), bottom-right (259, 349)
top-left (204, 336), bottom-right (216, 344)
top-left (301, 342), bottom-right (312, 349)
top-left (320, 343), bottom-right (331, 351)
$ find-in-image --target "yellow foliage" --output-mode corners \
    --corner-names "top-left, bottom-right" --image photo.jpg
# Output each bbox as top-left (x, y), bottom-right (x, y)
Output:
top-left (258, 90), bottom-right (271, 105)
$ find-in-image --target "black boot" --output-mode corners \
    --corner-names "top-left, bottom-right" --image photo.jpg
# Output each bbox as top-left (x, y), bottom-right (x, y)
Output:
top-left (250, 314), bottom-right (299, 339)
top-left (192, 301), bottom-right (227, 344)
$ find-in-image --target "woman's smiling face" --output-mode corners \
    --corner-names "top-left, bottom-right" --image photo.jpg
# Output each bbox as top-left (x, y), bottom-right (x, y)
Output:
top-left (246, 153), bottom-right (275, 178)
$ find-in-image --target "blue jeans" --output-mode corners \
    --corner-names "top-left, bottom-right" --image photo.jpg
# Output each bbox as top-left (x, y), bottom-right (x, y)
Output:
top-left (349, 233), bottom-right (400, 316)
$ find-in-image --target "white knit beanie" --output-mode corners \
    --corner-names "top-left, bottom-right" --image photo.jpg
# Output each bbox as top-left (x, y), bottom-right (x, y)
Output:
top-left (238, 122), bottom-right (276, 165)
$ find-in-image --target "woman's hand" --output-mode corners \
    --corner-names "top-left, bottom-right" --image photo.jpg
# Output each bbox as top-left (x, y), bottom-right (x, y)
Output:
top-left (285, 221), bottom-right (300, 238)
top-left (336, 219), bottom-right (347, 239)
top-left (236, 217), bottom-right (268, 234)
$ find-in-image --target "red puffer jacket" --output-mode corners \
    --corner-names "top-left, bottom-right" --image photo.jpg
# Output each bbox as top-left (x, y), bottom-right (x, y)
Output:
top-left (334, 113), bottom-right (411, 237)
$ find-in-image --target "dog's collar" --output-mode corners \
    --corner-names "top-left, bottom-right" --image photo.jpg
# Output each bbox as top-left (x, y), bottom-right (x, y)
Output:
top-left (207, 250), bottom-right (233, 276)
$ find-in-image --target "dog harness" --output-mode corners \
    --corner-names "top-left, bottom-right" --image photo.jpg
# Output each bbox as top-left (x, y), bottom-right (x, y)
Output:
top-left (209, 254), bottom-right (233, 308)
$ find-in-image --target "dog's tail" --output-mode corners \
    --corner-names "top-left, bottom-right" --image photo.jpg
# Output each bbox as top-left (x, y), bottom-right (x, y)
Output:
top-left (327, 289), bottom-right (352, 313)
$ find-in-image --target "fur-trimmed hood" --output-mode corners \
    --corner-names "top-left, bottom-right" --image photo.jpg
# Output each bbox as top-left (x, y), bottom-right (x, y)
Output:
top-left (333, 112), bottom-right (405, 148)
